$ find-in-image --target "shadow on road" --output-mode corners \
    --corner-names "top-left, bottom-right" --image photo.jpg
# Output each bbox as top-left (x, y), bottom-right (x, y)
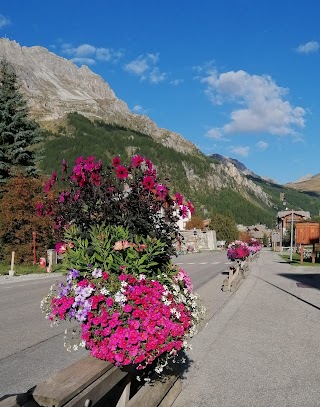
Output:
top-left (254, 275), bottom-right (320, 311)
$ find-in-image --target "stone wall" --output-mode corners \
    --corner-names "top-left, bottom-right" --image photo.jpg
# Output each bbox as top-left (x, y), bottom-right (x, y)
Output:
top-left (179, 230), bottom-right (217, 252)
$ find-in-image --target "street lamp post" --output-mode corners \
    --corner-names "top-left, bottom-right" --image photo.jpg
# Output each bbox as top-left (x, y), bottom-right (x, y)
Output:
top-left (290, 209), bottom-right (294, 262)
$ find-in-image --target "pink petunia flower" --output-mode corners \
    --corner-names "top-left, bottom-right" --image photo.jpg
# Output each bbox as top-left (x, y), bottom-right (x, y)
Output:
top-left (123, 304), bottom-right (133, 313)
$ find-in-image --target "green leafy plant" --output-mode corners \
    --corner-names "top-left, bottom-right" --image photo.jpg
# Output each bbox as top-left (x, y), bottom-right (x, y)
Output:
top-left (60, 223), bottom-right (166, 277)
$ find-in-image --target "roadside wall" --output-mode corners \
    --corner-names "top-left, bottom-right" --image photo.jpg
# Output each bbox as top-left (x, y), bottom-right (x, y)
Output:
top-left (180, 230), bottom-right (217, 252)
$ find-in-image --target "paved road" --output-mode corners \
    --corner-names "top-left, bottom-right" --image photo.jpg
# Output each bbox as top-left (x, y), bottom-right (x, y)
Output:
top-left (0, 250), bottom-right (230, 397)
top-left (174, 250), bottom-right (231, 290)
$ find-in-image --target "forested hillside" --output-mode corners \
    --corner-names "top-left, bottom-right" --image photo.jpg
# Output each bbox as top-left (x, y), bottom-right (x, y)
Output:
top-left (38, 112), bottom-right (320, 228)
top-left (248, 176), bottom-right (320, 218)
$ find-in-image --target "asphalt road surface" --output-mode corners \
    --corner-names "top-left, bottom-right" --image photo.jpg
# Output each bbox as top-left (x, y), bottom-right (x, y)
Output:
top-left (0, 250), bottom-right (230, 397)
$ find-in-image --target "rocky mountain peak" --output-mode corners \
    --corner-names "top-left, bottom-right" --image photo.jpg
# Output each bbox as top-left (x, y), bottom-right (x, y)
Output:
top-left (0, 38), bottom-right (197, 155)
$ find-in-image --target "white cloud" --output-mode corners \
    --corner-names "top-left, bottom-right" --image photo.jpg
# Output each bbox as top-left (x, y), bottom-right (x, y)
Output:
top-left (75, 44), bottom-right (96, 57)
top-left (149, 67), bottom-right (166, 84)
top-left (60, 43), bottom-right (123, 65)
top-left (124, 53), bottom-right (167, 84)
top-left (70, 58), bottom-right (96, 65)
top-left (170, 79), bottom-right (183, 86)
top-left (96, 47), bottom-right (123, 62)
top-left (206, 128), bottom-right (229, 141)
top-left (296, 41), bottom-right (319, 54)
top-left (133, 104), bottom-right (143, 113)
top-left (96, 48), bottom-right (111, 61)
top-left (256, 140), bottom-right (268, 150)
top-left (125, 58), bottom-right (149, 75)
top-left (62, 43), bottom-right (95, 57)
top-left (206, 128), bottom-right (222, 139)
top-left (201, 69), bottom-right (305, 137)
top-left (147, 53), bottom-right (159, 64)
top-left (230, 146), bottom-right (250, 157)
top-left (0, 15), bottom-right (10, 29)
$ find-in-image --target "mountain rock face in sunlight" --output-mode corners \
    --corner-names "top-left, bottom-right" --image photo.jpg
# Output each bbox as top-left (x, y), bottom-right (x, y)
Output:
top-left (292, 174), bottom-right (314, 183)
top-left (0, 38), bottom-right (196, 155)
top-left (210, 154), bottom-right (260, 178)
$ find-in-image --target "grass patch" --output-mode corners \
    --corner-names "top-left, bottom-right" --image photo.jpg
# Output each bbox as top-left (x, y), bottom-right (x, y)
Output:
top-left (279, 252), bottom-right (320, 266)
top-left (0, 263), bottom-right (46, 276)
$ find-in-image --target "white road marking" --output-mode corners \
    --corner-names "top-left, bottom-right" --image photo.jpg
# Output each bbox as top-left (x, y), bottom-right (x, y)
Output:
top-left (174, 261), bottom-right (222, 266)
top-left (225, 262), bottom-right (233, 265)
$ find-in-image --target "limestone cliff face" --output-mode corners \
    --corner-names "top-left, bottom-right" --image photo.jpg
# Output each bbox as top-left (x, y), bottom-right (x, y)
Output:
top-left (0, 38), bottom-right (197, 155)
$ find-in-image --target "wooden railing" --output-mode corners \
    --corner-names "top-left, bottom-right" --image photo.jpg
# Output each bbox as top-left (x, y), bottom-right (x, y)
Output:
top-left (0, 355), bottom-right (181, 407)
top-left (222, 253), bottom-right (258, 292)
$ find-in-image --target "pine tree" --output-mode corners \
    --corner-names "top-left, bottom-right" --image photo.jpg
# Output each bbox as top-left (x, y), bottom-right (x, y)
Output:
top-left (0, 59), bottom-right (42, 183)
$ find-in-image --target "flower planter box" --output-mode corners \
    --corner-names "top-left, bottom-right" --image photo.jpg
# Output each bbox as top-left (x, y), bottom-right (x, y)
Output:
top-left (0, 355), bottom-right (181, 407)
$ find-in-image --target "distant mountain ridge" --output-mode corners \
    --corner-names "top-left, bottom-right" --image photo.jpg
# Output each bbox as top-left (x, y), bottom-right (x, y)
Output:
top-left (286, 173), bottom-right (320, 193)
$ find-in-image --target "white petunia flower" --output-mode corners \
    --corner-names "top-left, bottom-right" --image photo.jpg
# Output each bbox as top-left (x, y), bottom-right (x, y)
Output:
top-left (100, 287), bottom-right (109, 295)
top-left (155, 365), bottom-right (163, 374)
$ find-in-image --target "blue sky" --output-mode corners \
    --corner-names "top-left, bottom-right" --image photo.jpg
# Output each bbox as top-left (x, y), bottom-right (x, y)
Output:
top-left (1, 0), bottom-right (320, 184)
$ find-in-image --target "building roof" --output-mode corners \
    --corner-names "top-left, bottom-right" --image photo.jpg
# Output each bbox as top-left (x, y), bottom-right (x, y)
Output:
top-left (277, 210), bottom-right (310, 219)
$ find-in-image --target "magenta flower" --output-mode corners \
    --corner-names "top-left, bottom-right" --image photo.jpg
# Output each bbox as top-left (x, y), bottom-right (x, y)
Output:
top-left (131, 155), bottom-right (144, 168)
top-left (142, 175), bottom-right (155, 191)
top-left (36, 202), bottom-right (44, 217)
top-left (74, 190), bottom-right (80, 202)
top-left (156, 184), bottom-right (168, 199)
top-left (55, 242), bottom-right (67, 255)
top-left (106, 297), bottom-right (114, 307)
top-left (123, 304), bottom-right (133, 313)
top-left (174, 193), bottom-right (183, 205)
top-left (51, 171), bottom-right (57, 186)
top-left (45, 180), bottom-right (51, 193)
top-left (62, 159), bottom-right (68, 173)
top-left (91, 172), bottom-right (101, 186)
top-left (112, 156), bottom-right (121, 167)
top-left (180, 205), bottom-right (189, 219)
top-left (115, 165), bottom-right (129, 179)
top-left (187, 200), bottom-right (195, 214)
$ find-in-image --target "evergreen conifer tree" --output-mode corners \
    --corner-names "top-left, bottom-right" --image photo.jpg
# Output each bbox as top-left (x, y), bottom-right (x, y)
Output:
top-left (0, 59), bottom-right (42, 183)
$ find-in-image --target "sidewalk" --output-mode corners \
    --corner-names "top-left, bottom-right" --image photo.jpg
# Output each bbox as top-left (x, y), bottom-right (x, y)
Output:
top-left (173, 249), bottom-right (320, 407)
top-left (0, 271), bottom-right (63, 284)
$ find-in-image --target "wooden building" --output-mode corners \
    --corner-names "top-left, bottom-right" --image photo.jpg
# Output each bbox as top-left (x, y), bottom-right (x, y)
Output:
top-left (277, 210), bottom-right (310, 232)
